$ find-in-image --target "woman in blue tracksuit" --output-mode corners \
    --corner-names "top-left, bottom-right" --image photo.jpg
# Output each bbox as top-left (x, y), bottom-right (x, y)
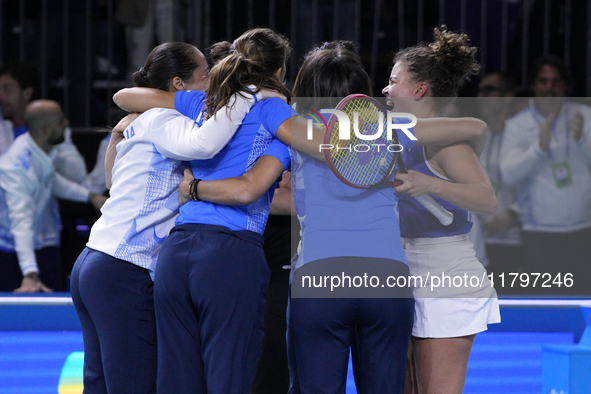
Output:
top-left (150, 28), bottom-right (295, 394)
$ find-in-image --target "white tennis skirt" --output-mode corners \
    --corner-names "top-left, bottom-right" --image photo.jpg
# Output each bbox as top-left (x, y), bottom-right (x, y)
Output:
top-left (402, 234), bottom-right (501, 338)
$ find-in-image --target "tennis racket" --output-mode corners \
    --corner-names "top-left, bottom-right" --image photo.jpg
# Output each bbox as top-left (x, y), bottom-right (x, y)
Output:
top-left (322, 94), bottom-right (454, 226)
top-left (395, 150), bottom-right (454, 226)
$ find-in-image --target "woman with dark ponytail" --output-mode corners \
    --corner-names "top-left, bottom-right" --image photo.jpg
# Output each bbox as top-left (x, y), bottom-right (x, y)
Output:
top-left (383, 26), bottom-right (500, 394)
top-left (71, 41), bottom-right (267, 394)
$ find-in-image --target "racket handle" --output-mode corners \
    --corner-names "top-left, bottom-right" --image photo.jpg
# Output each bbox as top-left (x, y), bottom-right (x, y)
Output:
top-left (414, 195), bottom-right (454, 226)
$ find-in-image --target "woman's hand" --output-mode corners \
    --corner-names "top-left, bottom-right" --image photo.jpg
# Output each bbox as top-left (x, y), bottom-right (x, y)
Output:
top-left (113, 112), bottom-right (140, 134)
top-left (260, 89), bottom-right (288, 103)
top-left (484, 209), bottom-right (518, 233)
top-left (270, 171), bottom-right (295, 215)
top-left (393, 170), bottom-right (434, 197)
top-left (179, 167), bottom-right (195, 205)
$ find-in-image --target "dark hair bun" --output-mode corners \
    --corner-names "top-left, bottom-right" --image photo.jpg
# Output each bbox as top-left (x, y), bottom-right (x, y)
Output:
top-left (429, 25), bottom-right (480, 82)
top-left (131, 69), bottom-right (150, 88)
top-left (209, 41), bottom-right (233, 65)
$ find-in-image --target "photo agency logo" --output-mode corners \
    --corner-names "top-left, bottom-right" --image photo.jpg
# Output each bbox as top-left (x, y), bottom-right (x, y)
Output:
top-left (302, 106), bottom-right (418, 153)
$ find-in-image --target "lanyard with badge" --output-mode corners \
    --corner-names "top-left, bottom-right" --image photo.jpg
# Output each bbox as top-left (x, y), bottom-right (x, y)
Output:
top-left (534, 107), bottom-right (573, 188)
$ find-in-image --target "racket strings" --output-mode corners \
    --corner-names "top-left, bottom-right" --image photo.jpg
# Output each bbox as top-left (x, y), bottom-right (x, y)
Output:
top-left (328, 98), bottom-right (395, 187)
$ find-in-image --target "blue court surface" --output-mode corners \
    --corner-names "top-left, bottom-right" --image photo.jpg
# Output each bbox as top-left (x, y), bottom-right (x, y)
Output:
top-left (1, 294), bottom-right (590, 394)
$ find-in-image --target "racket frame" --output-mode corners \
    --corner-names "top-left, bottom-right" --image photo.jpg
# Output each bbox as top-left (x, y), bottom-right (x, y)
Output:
top-left (321, 94), bottom-right (455, 226)
top-left (322, 94), bottom-right (399, 189)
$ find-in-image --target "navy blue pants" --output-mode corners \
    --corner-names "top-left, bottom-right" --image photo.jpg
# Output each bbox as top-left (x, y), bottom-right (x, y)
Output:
top-left (154, 224), bottom-right (270, 394)
top-left (287, 258), bottom-right (414, 394)
top-left (70, 248), bottom-right (157, 394)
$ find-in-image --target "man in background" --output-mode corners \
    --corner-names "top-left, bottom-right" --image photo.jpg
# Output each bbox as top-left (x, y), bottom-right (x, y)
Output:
top-left (0, 62), bottom-right (88, 180)
top-left (0, 100), bottom-right (105, 293)
top-left (0, 62), bottom-right (108, 289)
top-left (499, 57), bottom-right (591, 295)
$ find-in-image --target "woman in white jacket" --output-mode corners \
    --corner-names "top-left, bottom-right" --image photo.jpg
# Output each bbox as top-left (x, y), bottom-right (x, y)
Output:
top-left (70, 42), bottom-right (268, 394)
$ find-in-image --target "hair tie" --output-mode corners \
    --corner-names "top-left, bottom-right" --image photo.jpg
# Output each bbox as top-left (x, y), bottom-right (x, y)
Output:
top-left (139, 67), bottom-right (148, 78)
top-left (230, 44), bottom-right (246, 59)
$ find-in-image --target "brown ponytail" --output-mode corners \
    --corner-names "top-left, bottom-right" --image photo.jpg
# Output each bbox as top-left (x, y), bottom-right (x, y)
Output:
top-left (204, 28), bottom-right (292, 119)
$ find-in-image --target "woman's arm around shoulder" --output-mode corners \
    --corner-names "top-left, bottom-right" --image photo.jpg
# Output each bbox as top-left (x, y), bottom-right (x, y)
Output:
top-left (179, 155), bottom-right (285, 206)
top-left (113, 88), bottom-right (176, 112)
top-left (413, 117), bottom-right (487, 156)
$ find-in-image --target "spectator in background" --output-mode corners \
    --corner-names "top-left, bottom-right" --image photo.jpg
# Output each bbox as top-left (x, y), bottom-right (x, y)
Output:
top-left (0, 115), bottom-right (12, 156)
top-left (0, 63), bottom-right (38, 150)
top-left (475, 72), bottom-right (525, 292)
top-left (0, 62), bottom-right (103, 288)
top-left (82, 134), bottom-right (111, 196)
top-left (499, 57), bottom-right (591, 295)
top-left (0, 63), bottom-right (88, 181)
top-left (0, 100), bottom-right (106, 293)
top-left (115, 0), bottom-right (175, 75)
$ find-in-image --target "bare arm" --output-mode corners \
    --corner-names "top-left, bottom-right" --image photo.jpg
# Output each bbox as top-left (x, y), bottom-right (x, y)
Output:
top-left (113, 86), bottom-right (286, 113)
top-left (413, 117), bottom-right (487, 156)
top-left (275, 116), bottom-right (486, 160)
top-left (275, 116), bottom-right (325, 160)
top-left (394, 143), bottom-right (497, 214)
top-left (179, 155), bottom-right (285, 206)
top-left (113, 88), bottom-right (175, 112)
